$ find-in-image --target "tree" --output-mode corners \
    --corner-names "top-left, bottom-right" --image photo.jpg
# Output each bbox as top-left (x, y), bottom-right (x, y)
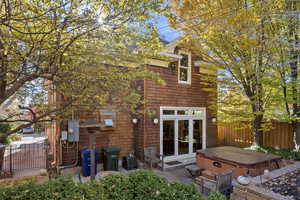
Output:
top-left (271, 0), bottom-right (300, 149)
top-left (0, 0), bottom-right (167, 142)
top-left (169, 0), bottom-right (285, 145)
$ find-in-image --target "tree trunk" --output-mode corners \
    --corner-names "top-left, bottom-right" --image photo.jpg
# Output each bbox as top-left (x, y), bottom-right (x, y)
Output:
top-left (0, 144), bottom-right (5, 171)
top-left (293, 121), bottom-right (300, 150)
top-left (253, 114), bottom-right (264, 146)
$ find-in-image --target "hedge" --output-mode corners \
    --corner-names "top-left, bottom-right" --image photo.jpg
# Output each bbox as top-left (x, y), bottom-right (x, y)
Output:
top-left (246, 145), bottom-right (300, 161)
top-left (0, 170), bottom-right (225, 200)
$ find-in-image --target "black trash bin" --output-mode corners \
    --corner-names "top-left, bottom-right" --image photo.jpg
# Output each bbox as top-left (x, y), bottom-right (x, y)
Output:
top-left (122, 155), bottom-right (137, 170)
top-left (103, 146), bottom-right (121, 171)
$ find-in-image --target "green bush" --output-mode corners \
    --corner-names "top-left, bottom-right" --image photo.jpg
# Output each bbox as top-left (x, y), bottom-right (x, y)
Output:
top-left (128, 169), bottom-right (168, 200)
top-left (8, 133), bottom-right (22, 142)
top-left (0, 170), bottom-right (227, 200)
top-left (101, 173), bottom-right (133, 200)
top-left (246, 145), bottom-right (300, 161)
top-left (0, 122), bottom-right (11, 145)
top-left (208, 191), bottom-right (227, 200)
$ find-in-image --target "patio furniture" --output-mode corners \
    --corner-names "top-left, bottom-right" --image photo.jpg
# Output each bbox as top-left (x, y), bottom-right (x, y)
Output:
top-left (185, 164), bottom-right (202, 178)
top-left (144, 147), bottom-right (164, 170)
top-left (196, 170), bottom-right (233, 196)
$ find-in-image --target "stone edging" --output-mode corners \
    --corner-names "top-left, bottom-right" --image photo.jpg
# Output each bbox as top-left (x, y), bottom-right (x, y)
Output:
top-left (231, 162), bottom-right (300, 200)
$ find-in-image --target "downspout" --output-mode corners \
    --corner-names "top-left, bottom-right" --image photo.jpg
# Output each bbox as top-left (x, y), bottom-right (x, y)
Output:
top-left (143, 72), bottom-right (147, 159)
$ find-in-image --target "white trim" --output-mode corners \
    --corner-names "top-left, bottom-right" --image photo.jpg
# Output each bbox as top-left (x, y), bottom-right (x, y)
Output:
top-left (188, 119), bottom-right (193, 154)
top-left (175, 120), bottom-right (179, 156)
top-left (164, 153), bottom-right (196, 162)
top-left (202, 109), bottom-right (207, 149)
top-left (178, 51), bottom-right (192, 84)
top-left (158, 52), bottom-right (183, 59)
top-left (160, 106), bottom-right (207, 160)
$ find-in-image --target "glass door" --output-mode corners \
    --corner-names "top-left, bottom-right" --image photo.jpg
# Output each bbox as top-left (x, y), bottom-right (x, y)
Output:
top-left (162, 120), bottom-right (175, 156)
top-left (178, 120), bottom-right (189, 155)
top-left (193, 120), bottom-right (203, 152)
top-left (160, 107), bottom-right (206, 158)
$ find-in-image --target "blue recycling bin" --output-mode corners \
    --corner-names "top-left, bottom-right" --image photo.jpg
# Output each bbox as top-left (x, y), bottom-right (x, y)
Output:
top-left (80, 148), bottom-right (100, 177)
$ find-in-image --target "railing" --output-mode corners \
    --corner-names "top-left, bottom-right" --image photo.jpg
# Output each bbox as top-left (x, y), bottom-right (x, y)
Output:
top-left (2, 140), bottom-right (48, 173)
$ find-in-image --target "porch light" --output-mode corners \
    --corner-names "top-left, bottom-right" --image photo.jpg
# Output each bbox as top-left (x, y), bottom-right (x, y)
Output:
top-left (152, 118), bottom-right (159, 125)
top-left (132, 118), bottom-right (139, 124)
top-left (211, 117), bottom-right (217, 123)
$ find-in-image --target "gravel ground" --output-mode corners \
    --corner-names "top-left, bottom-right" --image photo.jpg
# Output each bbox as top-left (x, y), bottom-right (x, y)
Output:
top-left (262, 169), bottom-right (300, 200)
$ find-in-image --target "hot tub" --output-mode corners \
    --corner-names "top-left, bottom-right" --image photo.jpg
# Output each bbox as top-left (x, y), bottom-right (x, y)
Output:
top-left (196, 146), bottom-right (282, 178)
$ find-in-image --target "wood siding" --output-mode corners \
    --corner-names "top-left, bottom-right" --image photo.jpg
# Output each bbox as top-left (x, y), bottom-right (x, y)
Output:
top-left (217, 122), bottom-right (294, 148)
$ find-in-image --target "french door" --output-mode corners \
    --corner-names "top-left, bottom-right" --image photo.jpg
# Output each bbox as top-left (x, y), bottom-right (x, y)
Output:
top-left (160, 107), bottom-right (206, 161)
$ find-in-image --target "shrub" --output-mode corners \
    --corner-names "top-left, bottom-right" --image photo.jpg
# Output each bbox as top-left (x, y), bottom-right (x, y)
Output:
top-left (246, 145), bottom-right (300, 161)
top-left (101, 173), bottom-right (133, 200)
top-left (128, 170), bottom-right (203, 200)
top-left (0, 122), bottom-right (11, 145)
top-left (0, 170), bottom-right (227, 200)
top-left (8, 133), bottom-right (22, 142)
top-left (208, 191), bottom-right (227, 200)
top-left (128, 169), bottom-right (168, 200)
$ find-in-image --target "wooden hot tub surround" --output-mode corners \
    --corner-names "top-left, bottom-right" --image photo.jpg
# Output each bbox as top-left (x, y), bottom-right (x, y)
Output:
top-left (196, 146), bottom-right (282, 178)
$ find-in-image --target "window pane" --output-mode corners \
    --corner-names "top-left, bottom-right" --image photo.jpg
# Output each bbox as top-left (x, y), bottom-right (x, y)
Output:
top-left (163, 120), bottom-right (175, 156)
top-left (179, 68), bottom-right (188, 81)
top-left (192, 110), bottom-right (203, 117)
top-left (178, 120), bottom-right (189, 155)
top-left (178, 110), bottom-right (189, 115)
top-left (180, 54), bottom-right (188, 67)
top-left (193, 120), bottom-right (203, 152)
top-left (163, 110), bottom-right (175, 115)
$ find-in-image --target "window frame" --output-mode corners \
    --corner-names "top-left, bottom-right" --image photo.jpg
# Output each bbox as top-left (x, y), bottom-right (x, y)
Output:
top-left (178, 51), bottom-right (192, 84)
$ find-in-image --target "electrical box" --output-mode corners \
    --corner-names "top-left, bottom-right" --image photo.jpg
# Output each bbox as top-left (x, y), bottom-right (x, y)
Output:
top-left (61, 131), bottom-right (68, 141)
top-left (68, 120), bottom-right (79, 142)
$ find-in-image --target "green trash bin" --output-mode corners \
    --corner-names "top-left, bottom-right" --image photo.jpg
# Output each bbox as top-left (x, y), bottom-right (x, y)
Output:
top-left (103, 146), bottom-right (121, 171)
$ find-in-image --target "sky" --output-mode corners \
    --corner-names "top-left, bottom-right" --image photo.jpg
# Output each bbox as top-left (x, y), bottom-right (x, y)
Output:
top-left (154, 15), bottom-right (182, 42)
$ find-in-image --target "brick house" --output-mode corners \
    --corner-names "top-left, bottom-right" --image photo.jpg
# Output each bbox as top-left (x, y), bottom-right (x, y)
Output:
top-left (46, 40), bottom-right (218, 168)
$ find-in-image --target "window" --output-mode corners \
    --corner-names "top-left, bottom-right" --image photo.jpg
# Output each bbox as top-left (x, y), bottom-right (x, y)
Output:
top-left (177, 110), bottom-right (189, 115)
top-left (163, 110), bottom-right (175, 115)
top-left (178, 52), bottom-right (191, 84)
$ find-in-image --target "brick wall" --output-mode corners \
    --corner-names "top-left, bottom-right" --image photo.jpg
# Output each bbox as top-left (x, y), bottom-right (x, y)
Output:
top-left (46, 54), bottom-right (218, 165)
top-left (142, 62), bottom-right (218, 151)
top-left (48, 109), bottom-right (135, 166)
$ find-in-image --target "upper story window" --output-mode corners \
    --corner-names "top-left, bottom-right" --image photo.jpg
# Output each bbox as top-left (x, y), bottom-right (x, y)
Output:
top-left (178, 51), bottom-right (191, 84)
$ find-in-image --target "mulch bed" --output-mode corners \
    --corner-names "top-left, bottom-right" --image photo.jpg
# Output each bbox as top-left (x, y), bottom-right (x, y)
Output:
top-left (262, 169), bottom-right (300, 200)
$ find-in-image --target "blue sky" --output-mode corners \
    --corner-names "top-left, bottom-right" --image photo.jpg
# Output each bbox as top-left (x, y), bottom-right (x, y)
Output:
top-left (154, 15), bottom-right (181, 42)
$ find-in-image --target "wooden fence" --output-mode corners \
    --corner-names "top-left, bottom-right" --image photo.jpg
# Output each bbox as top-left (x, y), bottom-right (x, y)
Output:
top-left (217, 122), bottom-right (294, 148)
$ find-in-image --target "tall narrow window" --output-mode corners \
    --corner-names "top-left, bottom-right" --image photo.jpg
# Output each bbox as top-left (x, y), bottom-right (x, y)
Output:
top-left (178, 52), bottom-right (191, 84)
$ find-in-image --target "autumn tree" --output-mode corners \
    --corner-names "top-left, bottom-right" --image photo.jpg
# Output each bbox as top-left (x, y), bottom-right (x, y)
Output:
top-left (270, 0), bottom-right (300, 149)
top-left (170, 0), bottom-right (285, 145)
top-left (0, 0), bottom-right (167, 140)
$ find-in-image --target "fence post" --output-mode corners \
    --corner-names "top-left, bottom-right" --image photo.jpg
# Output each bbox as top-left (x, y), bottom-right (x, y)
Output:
top-left (9, 145), bottom-right (12, 174)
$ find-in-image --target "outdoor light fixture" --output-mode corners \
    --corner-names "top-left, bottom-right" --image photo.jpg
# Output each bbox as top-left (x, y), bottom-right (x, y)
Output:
top-left (132, 118), bottom-right (139, 124)
top-left (152, 118), bottom-right (159, 125)
top-left (211, 117), bottom-right (217, 123)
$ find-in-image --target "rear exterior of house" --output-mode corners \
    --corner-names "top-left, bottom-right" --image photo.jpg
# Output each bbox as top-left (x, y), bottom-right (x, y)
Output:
top-left (46, 42), bottom-right (218, 167)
